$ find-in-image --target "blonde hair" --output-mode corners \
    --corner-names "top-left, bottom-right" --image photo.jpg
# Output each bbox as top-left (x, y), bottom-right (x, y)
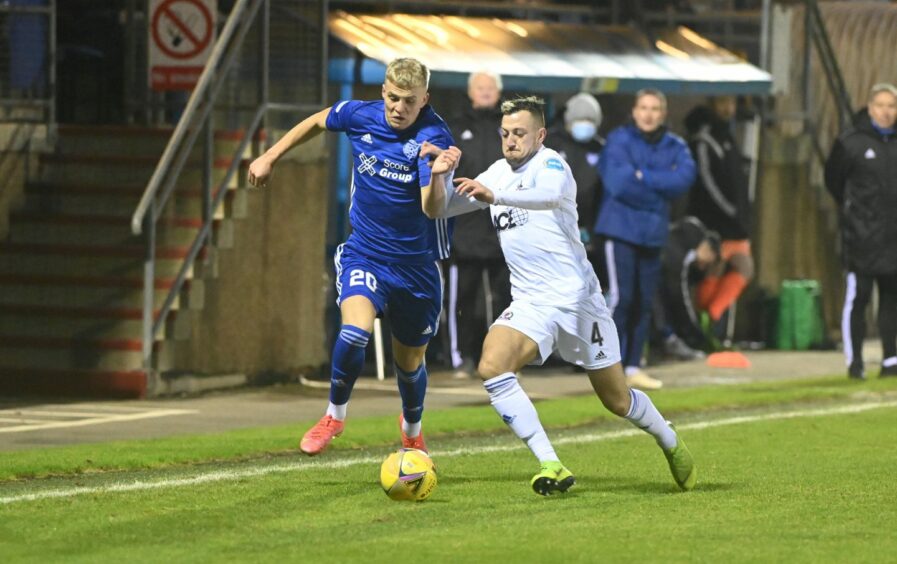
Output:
top-left (385, 58), bottom-right (430, 90)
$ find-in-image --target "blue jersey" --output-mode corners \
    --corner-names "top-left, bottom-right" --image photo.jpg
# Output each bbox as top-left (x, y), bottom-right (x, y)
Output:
top-left (326, 99), bottom-right (454, 264)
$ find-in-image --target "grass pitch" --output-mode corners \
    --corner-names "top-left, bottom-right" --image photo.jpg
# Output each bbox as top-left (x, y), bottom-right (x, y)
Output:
top-left (1, 376), bottom-right (896, 563)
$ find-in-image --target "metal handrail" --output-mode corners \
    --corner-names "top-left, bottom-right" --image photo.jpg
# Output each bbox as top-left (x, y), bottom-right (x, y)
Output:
top-left (805, 0), bottom-right (853, 129)
top-left (131, 0), bottom-right (261, 236)
top-left (130, 0), bottom-right (269, 374)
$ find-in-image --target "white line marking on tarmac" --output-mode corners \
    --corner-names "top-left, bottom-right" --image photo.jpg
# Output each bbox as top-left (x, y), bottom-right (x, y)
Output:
top-left (0, 409), bottom-right (198, 434)
top-left (1, 399), bottom-right (895, 505)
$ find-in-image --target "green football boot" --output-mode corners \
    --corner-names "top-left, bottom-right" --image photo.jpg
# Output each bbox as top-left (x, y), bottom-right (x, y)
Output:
top-left (663, 424), bottom-right (697, 491)
top-left (530, 460), bottom-right (576, 496)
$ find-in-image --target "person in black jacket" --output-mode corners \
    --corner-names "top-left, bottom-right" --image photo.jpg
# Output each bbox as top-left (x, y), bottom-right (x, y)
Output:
top-left (654, 217), bottom-right (720, 359)
top-left (445, 71), bottom-right (511, 379)
top-left (825, 82), bottom-right (897, 380)
top-left (685, 96), bottom-right (754, 329)
top-left (545, 92), bottom-right (607, 288)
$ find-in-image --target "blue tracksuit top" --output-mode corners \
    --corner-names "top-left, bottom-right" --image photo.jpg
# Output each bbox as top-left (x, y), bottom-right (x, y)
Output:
top-left (595, 124), bottom-right (696, 248)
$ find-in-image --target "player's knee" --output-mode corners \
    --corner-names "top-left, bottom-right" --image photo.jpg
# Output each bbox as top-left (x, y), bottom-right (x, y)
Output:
top-left (477, 355), bottom-right (504, 380)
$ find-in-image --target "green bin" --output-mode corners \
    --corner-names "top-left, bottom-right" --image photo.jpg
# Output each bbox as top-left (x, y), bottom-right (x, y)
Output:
top-left (776, 280), bottom-right (825, 350)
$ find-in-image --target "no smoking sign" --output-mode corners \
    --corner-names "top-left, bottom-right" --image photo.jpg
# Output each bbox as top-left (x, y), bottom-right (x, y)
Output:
top-left (149, 0), bottom-right (217, 91)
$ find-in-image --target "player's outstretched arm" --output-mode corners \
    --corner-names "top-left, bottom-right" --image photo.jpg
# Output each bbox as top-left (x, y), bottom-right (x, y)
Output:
top-left (421, 144), bottom-right (461, 218)
top-left (247, 107), bottom-right (331, 188)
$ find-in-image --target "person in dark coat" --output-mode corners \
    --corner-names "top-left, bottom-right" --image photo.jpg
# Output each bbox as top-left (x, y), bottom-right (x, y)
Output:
top-left (595, 89), bottom-right (696, 390)
top-left (825, 82), bottom-right (897, 380)
top-left (654, 217), bottom-right (721, 359)
top-left (445, 71), bottom-right (512, 378)
top-left (545, 92), bottom-right (607, 288)
top-left (685, 96), bottom-right (754, 329)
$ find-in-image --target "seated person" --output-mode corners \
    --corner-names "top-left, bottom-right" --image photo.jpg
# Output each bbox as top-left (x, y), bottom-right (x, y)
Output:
top-left (654, 217), bottom-right (721, 359)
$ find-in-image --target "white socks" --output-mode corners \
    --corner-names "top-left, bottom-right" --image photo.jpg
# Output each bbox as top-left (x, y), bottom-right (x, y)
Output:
top-left (483, 373), bottom-right (558, 463)
top-left (625, 388), bottom-right (677, 450)
top-left (402, 419), bottom-right (421, 438)
top-left (326, 402), bottom-right (347, 421)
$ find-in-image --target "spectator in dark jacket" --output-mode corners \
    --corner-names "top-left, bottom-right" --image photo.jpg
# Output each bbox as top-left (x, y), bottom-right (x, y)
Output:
top-left (545, 92), bottom-right (607, 288)
top-left (685, 96), bottom-right (754, 329)
top-left (825, 82), bottom-right (897, 380)
top-left (445, 71), bottom-right (512, 379)
top-left (596, 88), bottom-right (696, 390)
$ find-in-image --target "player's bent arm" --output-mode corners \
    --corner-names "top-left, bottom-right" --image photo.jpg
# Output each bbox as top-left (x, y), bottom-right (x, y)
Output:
top-left (262, 107), bottom-right (330, 164)
top-left (421, 172), bottom-right (449, 219)
top-left (247, 107), bottom-right (330, 189)
top-left (492, 170), bottom-right (564, 210)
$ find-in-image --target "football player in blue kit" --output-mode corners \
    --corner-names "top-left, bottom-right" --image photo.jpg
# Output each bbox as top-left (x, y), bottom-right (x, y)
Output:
top-left (248, 58), bottom-right (460, 455)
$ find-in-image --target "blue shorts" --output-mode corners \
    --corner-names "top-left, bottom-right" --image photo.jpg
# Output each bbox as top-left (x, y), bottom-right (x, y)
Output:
top-left (334, 243), bottom-right (443, 347)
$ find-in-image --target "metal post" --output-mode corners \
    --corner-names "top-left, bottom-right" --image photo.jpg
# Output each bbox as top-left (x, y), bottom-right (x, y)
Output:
top-left (802, 2), bottom-right (812, 133)
top-left (255, 0), bottom-right (270, 158)
top-left (48, 0), bottom-right (57, 140)
top-left (124, 0), bottom-right (136, 124)
top-left (142, 198), bottom-right (157, 372)
top-left (760, 0), bottom-right (772, 72)
top-left (202, 115), bottom-right (214, 248)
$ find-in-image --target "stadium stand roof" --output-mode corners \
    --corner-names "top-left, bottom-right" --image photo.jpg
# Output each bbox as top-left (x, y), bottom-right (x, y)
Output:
top-left (328, 12), bottom-right (772, 95)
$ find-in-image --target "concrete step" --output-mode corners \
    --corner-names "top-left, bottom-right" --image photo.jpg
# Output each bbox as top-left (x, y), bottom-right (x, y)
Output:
top-left (0, 275), bottom-right (203, 310)
top-left (0, 335), bottom-right (147, 371)
top-left (55, 124), bottom-right (262, 159)
top-left (0, 241), bottom-right (210, 275)
top-left (38, 153), bottom-right (249, 189)
top-left (7, 212), bottom-right (233, 248)
top-left (0, 366), bottom-right (147, 398)
top-left (0, 305), bottom-right (191, 341)
top-left (22, 182), bottom-right (246, 218)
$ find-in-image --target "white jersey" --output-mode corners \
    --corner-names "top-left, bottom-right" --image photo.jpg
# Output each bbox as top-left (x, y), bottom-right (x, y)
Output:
top-left (473, 146), bottom-right (600, 306)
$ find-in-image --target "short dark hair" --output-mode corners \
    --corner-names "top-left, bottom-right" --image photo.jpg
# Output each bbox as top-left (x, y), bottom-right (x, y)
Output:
top-left (500, 96), bottom-right (545, 126)
top-left (635, 88), bottom-right (667, 110)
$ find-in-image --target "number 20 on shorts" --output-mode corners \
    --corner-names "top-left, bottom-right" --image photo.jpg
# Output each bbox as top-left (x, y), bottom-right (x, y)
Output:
top-left (349, 269), bottom-right (378, 292)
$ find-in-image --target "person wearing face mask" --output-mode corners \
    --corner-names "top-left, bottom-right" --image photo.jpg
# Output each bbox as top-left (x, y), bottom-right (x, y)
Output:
top-left (825, 82), bottom-right (897, 380)
top-left (545, 93), bottom-right (607, 288)
top-left (595, 89), bottom-right (697, 390)
top-left (444, 71), bottom-right (512, 379)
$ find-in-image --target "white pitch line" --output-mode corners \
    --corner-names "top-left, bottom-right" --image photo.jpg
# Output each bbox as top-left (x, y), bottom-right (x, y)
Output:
top-left (6, 410), bottom-right (138, 419)
top-left (1, 399), bottom-right (895, 506)
top-left (0, 409), bottom-right (198, 434)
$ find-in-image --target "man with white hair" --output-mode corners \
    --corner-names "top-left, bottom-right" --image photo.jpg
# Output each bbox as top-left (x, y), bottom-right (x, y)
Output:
top-left (825, 82), bottom-right (897, 380)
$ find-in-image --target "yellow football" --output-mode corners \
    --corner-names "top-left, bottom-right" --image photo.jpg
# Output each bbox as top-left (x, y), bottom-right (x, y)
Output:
top-left (379, 448), bottom-right (437, 501)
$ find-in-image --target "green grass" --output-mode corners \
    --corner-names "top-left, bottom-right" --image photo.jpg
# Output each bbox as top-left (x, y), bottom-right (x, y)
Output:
top-left (2, 375), bottom-right (896, 481)
top-left (1, 398), bottom-right (896, 563)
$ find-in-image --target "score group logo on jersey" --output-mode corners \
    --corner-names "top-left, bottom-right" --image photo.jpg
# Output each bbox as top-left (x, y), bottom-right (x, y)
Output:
top-left (357, 153), bottom-right (415, 183)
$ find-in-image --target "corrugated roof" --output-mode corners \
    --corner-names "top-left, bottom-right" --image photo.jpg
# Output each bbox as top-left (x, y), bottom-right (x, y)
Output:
top-left (328, 12), bottom-right (772, 95)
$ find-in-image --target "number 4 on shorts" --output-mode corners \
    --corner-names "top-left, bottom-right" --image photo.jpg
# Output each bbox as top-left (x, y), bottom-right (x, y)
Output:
top-left (591, 321), bottom-right (604, 346)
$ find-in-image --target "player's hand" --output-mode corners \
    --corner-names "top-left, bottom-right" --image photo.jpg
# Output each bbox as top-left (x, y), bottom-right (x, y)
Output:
top-left (431, 146), bottom-right (461, 175)
top-left (418, 141), bottom-right (443, 166)
top-left (248, 155), bottom-right (274, 189)
top-left (453, 177), bottom-right (495, 204)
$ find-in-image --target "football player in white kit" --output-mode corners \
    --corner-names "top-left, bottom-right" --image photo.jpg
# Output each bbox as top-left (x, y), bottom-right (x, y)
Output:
top-left (424, 96), bottom-right (696, 496)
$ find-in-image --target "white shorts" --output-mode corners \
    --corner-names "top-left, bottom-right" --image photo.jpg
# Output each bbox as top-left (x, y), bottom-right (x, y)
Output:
top-left (492, 294), bottom-right (621, 370)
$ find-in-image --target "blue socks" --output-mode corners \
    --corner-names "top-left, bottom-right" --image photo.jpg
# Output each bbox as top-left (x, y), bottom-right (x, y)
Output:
top-left (396, 362), bottom-right (428, 428)
top-left (327, 325), bottom-right (370, 416)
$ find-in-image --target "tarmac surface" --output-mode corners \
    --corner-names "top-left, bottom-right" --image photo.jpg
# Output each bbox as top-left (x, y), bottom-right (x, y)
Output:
top-left (0, 344), bottom-right (884, 452)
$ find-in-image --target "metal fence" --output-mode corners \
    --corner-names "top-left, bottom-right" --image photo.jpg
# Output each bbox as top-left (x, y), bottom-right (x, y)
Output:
top-left (0, 0), bottom-right (55, 124)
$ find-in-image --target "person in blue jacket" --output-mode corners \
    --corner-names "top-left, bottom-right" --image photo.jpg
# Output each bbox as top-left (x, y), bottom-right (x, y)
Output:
top-left (595, 89), bottom-right (696, 390)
